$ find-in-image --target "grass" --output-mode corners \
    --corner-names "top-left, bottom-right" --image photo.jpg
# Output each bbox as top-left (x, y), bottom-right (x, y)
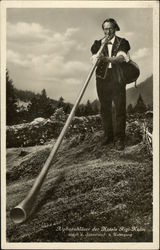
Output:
top-left (6, 130), bottom-right (152, 242)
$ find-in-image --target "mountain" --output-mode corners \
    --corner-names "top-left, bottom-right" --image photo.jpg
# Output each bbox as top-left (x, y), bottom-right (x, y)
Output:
top-left (14, 75), bottom-right (153, 115)
top-left (126, 75), bottom-right (153, 107)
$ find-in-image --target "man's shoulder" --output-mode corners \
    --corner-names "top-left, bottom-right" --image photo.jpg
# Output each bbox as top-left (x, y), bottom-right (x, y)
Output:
top-left (115, 36), bottom-right (130, 52)
top-left (115, 36), bottom-right (129, 43)
top-left (91, 39), bottom-right (102, 54)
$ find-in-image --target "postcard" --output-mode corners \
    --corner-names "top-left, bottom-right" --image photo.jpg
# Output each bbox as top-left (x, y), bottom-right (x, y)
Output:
top-left (1, 1), bottom-right (159, 249)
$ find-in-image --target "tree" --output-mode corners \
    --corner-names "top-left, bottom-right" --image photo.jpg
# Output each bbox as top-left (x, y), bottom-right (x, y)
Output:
top-left (6, 70), bottom-right (17, 125)
top-left (127, 104), bottom-right (134, 114)
top-left (57, 96), bottom-right (64, 108)
top-left (28, 94), bottom-right (41, 120)
top-left (92, 100), bottom-right (100, 115)
top-left (14, 88), bottom-right (36, 102)
top-left (75, 104), bottom-right (85, 116)
top-left (28, 89), bottom-right (53, 119)
top-left (38, 89), bottom-right (52, 117)
top-left (134, 94), bottom-right (147, 113)
top-left (41, 88), bottom-right (47, 98)
top-left (56, 96), bottom-right (72, 115)
top-left (146, 104), bottom-right (153, 111)
top-left (64, 103), bottom-right (71, 114)
top-left (84, 100), bottom-right (93, 116)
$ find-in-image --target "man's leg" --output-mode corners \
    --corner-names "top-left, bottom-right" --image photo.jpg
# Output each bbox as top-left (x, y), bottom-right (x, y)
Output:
top-left (113, 83), bottom-right (126, 148)
top-left (96, 72), bottom-right (113, 143)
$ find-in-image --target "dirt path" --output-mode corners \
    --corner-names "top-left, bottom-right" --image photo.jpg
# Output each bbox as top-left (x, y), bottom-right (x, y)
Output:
top-left (6, 131), bottom-right (152, 242)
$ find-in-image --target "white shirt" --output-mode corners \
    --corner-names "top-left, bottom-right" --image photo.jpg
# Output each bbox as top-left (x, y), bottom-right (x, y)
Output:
top-left (91, 36), bottom-right (130, 67)
top-left (104, 36), bottom-right (115, 68)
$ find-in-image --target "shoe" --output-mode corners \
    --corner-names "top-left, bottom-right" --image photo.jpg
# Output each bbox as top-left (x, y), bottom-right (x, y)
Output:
top-left (115, 139), bottom-right (125, 151)
top-left (101, 136), bottom-right (113, 146)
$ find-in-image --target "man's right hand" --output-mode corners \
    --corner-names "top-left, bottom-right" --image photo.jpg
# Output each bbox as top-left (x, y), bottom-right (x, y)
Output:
top-left (97, 54), bottom-right (108, 63)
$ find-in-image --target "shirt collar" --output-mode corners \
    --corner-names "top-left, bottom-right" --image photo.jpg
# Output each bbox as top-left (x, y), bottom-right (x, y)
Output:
top-left (110, 36), bottom-right (115, 44)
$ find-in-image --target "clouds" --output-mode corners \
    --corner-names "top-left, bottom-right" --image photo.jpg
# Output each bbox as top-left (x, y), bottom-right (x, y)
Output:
top-left (7, 48), bottom-right (89, 78)
top-left (7, 50), bottom-right (30, 67)
top-left (6, 20), bottom-right (86, 72)
top-left (7, 22), bottom-right (80, 45)
top-left (132, 48), bottom-right (150, 60)
top-left (29, 54), bottom-right (89, 79)
top-left (6, 8), bottom-right (153, 103)
top-left (7, 21), bottom-right (83, 55)
top-left (7, 22), bottom-right (50, 41)
top-left (119, 31), bottom-right (134, 40)
top-left (7, 21), bottom-right (86, 58)
top-left (7, 48), bottom-right (90, 92)
top-left (7, 21), bottom-right (90, 97)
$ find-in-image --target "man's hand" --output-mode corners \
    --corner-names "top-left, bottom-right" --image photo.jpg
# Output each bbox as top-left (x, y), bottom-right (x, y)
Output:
top-left (97, 54), bottom-right (109, 63)
top-left (110, 55), bottom-right (125, 63)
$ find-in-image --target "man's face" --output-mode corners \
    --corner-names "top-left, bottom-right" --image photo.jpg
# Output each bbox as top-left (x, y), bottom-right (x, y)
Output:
top-left (103, 22), bottom-right (116, 40)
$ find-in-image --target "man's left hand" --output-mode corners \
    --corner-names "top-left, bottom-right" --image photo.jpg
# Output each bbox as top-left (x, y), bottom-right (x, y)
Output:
top-left (108, 55), bottom-right (125, 64)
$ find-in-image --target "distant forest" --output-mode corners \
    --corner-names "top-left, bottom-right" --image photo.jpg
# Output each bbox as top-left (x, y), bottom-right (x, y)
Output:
top-left (6, 70), bottom-right (152, 125)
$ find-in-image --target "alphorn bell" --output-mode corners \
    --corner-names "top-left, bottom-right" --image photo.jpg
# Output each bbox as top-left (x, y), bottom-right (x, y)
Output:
top-left (10, 35), bottom-right (110, 224)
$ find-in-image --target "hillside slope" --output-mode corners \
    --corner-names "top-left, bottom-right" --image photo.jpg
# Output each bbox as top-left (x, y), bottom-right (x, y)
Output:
top-left (91, 75), bottom-right (153, 110)
top-left (126, 75), bottom-right (153, 107)
top-left (6, 129), bottom-right (152, 243)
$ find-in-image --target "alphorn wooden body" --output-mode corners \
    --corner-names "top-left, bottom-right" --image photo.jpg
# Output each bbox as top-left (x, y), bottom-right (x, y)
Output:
top-left (10, 37), bottom-right (109, 224)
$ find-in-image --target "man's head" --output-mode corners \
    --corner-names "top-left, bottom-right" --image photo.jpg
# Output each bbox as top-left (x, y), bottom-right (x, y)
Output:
top-left (102, 18), bottom-right (120, 39)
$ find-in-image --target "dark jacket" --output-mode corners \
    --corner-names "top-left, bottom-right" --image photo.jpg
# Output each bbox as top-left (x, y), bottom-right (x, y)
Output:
top-left (91, 36), bottom-right (130, 82)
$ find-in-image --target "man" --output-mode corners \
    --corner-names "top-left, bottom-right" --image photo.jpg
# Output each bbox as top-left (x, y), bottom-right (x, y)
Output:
top-left (91, 18), bottom-right (130, 150)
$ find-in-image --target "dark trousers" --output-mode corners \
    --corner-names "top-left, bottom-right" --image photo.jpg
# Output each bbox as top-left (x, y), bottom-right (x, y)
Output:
top-left (96, 69), bottom-right (126, 141)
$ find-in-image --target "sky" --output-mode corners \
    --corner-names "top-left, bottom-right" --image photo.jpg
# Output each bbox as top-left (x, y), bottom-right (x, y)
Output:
top-left (7, 7), bottom-right (153, 104)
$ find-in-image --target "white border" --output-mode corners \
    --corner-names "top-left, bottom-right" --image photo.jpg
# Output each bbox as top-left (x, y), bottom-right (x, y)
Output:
top-left (152, 1), bottom-right (159, 247)
top-left (1, 1), bottom-right (159, 250)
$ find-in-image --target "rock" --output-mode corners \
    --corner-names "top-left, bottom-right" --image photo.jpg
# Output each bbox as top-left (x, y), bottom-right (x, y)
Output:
top-left (30, 117), bottom-right (45, 125)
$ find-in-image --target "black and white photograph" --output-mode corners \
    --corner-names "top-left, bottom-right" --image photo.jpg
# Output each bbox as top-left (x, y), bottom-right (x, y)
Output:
top-left (1, 1), bottom-right (159, 249)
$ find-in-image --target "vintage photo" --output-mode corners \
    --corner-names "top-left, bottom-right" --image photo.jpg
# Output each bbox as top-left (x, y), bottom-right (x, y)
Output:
top-left (1, 1), bottom-right (159, 249)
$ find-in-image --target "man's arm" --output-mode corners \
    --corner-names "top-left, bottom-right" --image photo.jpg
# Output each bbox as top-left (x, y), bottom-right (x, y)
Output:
top-left (105, 55), bottom-right (127, 64)
top-left (101, 53), bottom-right (130, 64)
top-left (90, 39), bottom-right (104, 64)
top-left (91, 40), bottom-right (101, 54)
top-left (98, 38), bottom-right (130, 64)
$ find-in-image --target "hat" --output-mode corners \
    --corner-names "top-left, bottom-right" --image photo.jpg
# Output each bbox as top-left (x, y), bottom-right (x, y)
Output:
top-left (102, 18), bottom-right (120, 31)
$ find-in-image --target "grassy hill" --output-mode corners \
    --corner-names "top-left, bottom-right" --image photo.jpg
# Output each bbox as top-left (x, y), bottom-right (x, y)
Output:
top-left (6, 127), bottom-right (152, 242)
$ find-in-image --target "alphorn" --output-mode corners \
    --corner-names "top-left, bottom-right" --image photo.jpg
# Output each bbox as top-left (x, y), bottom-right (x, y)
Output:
top-left (10, 35), bottom-right (110, 224)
